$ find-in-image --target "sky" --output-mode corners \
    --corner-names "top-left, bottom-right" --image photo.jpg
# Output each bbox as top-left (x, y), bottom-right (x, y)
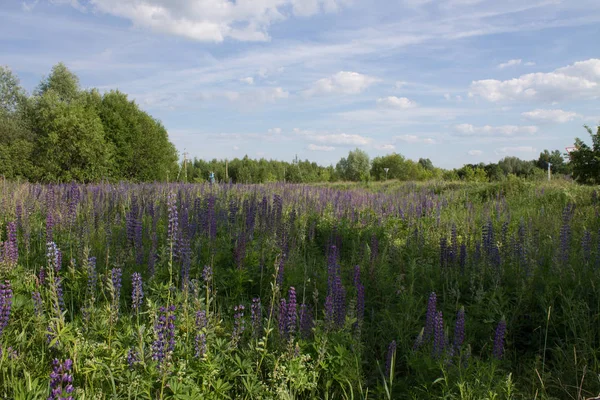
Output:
top-left (1, 0), bottom-right (600, 168)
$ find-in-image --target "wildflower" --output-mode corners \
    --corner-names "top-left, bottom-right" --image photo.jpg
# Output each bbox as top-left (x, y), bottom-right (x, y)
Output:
top-left (287, 287), bottom-right (297, 337)
top-left (232, 304), bottom-right (245, 346)
top-left (424, 292), bottom-right (437, 341)
top-left (127, 348), bottom-right (140, 369)
top-left (433, 311), bottom-right (445, 359)
top-left (493, 319), bottom-right (507, 360)
top-left (32, 291), bottom-right (43, 317)
top-left (0, 281), bottom-right (13, 336)
top-left (453, 307), bottom-right (465, 352)
top-left (48, 359), bottom-right (74, 400)
top-left (131, 272), bottom-right (143, 312)
top-left (251, 298), bottom-right (262, 338)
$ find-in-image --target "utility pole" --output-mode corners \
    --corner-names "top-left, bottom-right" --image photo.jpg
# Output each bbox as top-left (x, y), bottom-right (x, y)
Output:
top-left (384, 167), bottom-right (389, 181)
top-left (547, 162), bottom-right (552, 181)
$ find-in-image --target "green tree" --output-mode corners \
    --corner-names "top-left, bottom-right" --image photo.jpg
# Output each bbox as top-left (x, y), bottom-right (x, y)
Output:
top-left (336, 148), bottom-right (370, 181)
top-left (97, 90), bottom-right (178, 181)
top-left (570, 125), bottom-right (600, 184)
top-left (0, 66), bottom-right (35, 179)
top-left (29, 90), bottom-right (113, 182)
top-left (36, 62), bottom-right (80, 102)
top-left (536, 149), bottom-right (570, 175)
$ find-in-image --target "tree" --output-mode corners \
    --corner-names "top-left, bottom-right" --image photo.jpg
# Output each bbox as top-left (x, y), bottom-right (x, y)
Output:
top-left (336, 148), bottom-right (370, 181)
top-left (536, 149), bottom-right (570, 175)
top-left (36, 63), bottom-right (80, 102)
top-left (0, 66), bottom-right (27, 113)
top-left (97, 90), bottom-right (178, 181)
top-left (418, 158), bottom-right (434, 171)
top-left (570, 125), bottom-right (600, 185)
top-left (29, 90), bottom-right (113, 182)
top-left (0, 66), bottom-right (35, 179)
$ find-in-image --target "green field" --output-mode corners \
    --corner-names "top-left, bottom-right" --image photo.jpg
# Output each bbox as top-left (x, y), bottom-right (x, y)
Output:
top-left (0, 179), bottom-right (598, 399)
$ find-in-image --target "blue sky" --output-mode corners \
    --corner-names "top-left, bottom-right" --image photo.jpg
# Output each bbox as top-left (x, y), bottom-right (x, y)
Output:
top-left (2, 0), bottom-right (600, 168)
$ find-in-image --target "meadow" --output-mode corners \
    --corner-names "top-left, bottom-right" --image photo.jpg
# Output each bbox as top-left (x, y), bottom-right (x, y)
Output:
top-left (0, 178), bottom-right (598, 399)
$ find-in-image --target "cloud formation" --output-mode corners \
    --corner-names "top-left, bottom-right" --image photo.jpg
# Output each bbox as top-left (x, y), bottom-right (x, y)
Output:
top-left (470, 59), bottom-right (600, 102)
top-left (521, 109), bottom-right (580, 123)
top-left (453, 124), bottom-right (538, 136)
top-left (304, 71), bottom-right (379, 96)
top-left (376, 96), bottom-right (417, 108)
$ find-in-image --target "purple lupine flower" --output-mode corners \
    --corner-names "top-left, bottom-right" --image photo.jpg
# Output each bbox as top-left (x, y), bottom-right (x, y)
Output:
top-left (86, 257), bottom-right (97, 297)
top-left (453, 307), bottom-right (465, 352)
top-left (278, 298), bottom-right (287, 337)
top-left (234, 233), bottom-right (247, 271)
top-left (0, 281), bottom-right (13, 336)
top-left (298, 303), bottom-right (313, 339)
top-left (432, 311), bottom-right (445, 359)
top-left (152, 305), bottom-right (176, 369)
top-left (354, 266), bottom-right (365, 328)
top-left (202, 265), bottom-right (213, 284)
top-left (32, 291), bottom-right (43, 317)
top-left (46, 242), bottom-right (61, 274)
top-left (276, 257), bottom-right (285, 287)
top-left (53, 277), bottom-right (65, 314)
top-left (167, 192), bottom-right (179, 250)
top-left (251, 298), bottom-right (262, 338)
top-left (385, 340), bottom-right (396, 377)
top-left (48, 358), bottom-right (74, 400)
top-left (127, 348), bottom-right (140, 369)
top-left (111, 267), bottom-right (122, 311)
top-left (582, 230), bottom-right (592, 263)
top-left (287, 287), bottom-right (297, 337)
top-left (493, 320), bottom-right (507, 360)
top-left (4, 221), bottom-right (18, 266)
top-left (131, 272), bottom-right (144, 312)
top-left (194, 310), bottom-right (208, 357)
top-left (46, 211), bottom-right (54, 244)
top-left (232, 304), bottom-right (245, 346)
top-left (39, 267), bottom-right (46, 286)
top-left (324, 294), bottom-right (334, 330)
top-left (333, 275), bottom-right (346, 328)
top-left (424, 292), bottom-right (437, 341)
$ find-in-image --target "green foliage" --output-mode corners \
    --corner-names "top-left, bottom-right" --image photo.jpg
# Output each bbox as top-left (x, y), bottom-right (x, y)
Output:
top-left (35, 62), bottom-right (80, 102)
top-left (536, 149), bottom-right (570, 175)
top-left (28, 89), bottom-right (113, 182)
top-left (570, 125), bottom-right (600, 184)
top-left (336, 148), bottom-right (371, 181)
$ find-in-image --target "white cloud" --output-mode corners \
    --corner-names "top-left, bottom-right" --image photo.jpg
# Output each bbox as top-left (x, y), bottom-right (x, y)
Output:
top-left (374, 144), bottom-right (396, 151)
top-left (376, 96), bottom-right (417, 108)
top-left (496, 146), bottom-right (538, 154)
top-left (65, 0), bottom-right (347, 42)
top-left (524, 61), bottom-right (536, 67)
top-left (307, 144), bottom-right (335, 151)
top-left (294, 128), bottom-right (372, 146)
top-left (268, 127), bottom-right (282, 134)
top-left (521, 109), bottom-right (581, 123)
top-left (467, 150), bottom-right (483, 156)
top-left (233, 145), bottom-right (240, 151)
top-left (304, 71), bottom-right (379, 96)
top-left (470, 59), bottom-right (600, 102)
top-left (498, 59), bottom-right (522, 69)
top-left (240, 77), bottom-right (254, 85)
top-left (453, 124), bottom-right (538, 136)
top-left (395, 81), bottom-right (408, 88)
top-left (395, 134), bottom-right (436, 144)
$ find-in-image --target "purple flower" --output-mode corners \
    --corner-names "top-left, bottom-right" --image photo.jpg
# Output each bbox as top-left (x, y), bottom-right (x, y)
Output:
top-left (127, 348), bottom-right (140, 369)
top-left (0, 281), bottom-right (13, 336)
top-left (167, 192), bottom-right (179, 250)
top-left (152, 305), bottom-right (176, 369)
top-left (4, 221), bottom-right (18, 266)
top-left (278, 298), bottom-right (287, 337)
top-left (46, 242), bottom-right (61, 274)
top-left (194, 309), bottom-right (208, 358)
top-left (131, 272), bottom-right (144, 312)
top-left (111, 268), bottom-right (122, 312)
top-left (54, 277), bottom-right (65, 315)
top-left (453, 307), bottom-right (465, 352)
top-left (298, 303), bottom-right (313, 339)
top-left (48, 358), bottom-right (74, 400)
top-left (202, 265), bottom-right (212, 284)
top-left (32, 291), bottom-right (43, 317)
top-left (493, 320), bottom-right (507, 360)
top-left (251, 298), bottom-right (262, 338)
top-left (432, 311), bottom-right (445, 359)
top-left (385, 340), bottom-right (396, 377)
top-left (86, 257), bottom-right (97, 297)
top-left (424, 292), bottom-right (437, 341)
top-left (287, 287), bottom-right (297, 337)
top-left (232, 304), bottom-right (245, 346)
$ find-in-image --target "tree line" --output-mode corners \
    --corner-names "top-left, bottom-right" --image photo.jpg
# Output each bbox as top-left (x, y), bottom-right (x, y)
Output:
top-left (0, 64), bottom-right (178, 182)
top-left (1, 63), bottom-right (598, 184)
